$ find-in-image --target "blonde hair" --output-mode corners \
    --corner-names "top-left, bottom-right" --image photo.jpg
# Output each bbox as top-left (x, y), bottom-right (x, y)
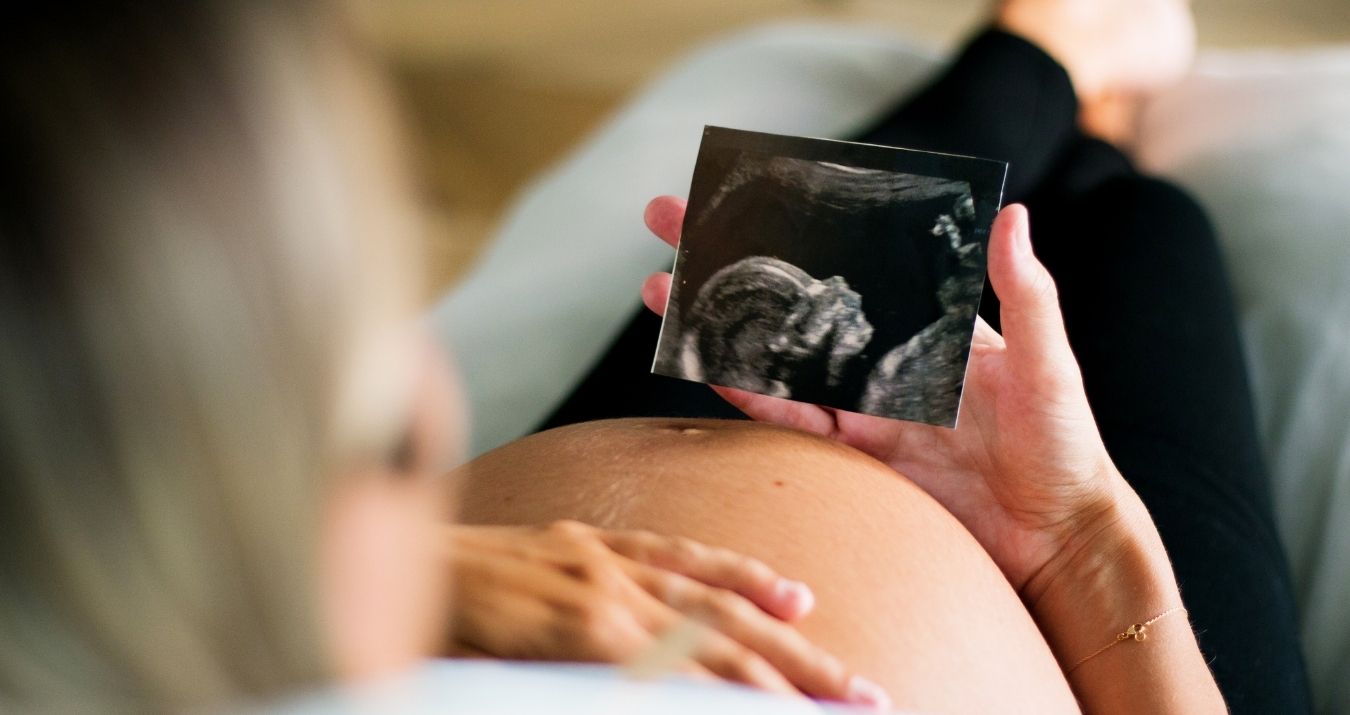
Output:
top-left (0, 2), bottom-right (421, 708)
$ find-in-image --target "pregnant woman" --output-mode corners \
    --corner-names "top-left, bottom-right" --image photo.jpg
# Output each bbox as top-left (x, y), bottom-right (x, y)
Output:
top-left (0, 0), bottom-right (1309, 712)
top-left (461, 205), bottom-right (1213, 713)
top-left (472, 1), bottom-right (1311, 713)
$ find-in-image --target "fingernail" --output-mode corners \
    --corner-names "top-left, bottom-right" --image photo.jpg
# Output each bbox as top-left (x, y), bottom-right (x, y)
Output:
top-left (773, 579), bottom-right (815, 619)
top-left (847, 675), bottom-right (893, 711)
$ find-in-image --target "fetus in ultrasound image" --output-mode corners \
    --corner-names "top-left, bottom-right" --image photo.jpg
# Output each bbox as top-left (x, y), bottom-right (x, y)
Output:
top-left (672, 255), bottom-right (873, 400)
top-left (652, 127), bottom-right (1007, 427)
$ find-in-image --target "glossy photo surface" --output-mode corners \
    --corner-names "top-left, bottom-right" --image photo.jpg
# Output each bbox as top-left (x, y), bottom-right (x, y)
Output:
top-left (653, 126), bottom-right (1007, 427)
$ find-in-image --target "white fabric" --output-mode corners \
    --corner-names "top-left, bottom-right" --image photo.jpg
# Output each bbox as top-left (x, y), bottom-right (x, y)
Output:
top-left (430, 23), bottom-right (1350, 711)
top-left (268, 660), bottom-right (889, 714)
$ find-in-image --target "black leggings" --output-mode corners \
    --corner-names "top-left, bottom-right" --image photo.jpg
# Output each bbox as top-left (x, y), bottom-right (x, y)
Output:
top-left (543, 29), bottom-right (1310, 712)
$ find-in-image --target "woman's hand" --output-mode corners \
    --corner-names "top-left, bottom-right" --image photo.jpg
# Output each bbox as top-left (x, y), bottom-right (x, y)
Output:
top-left (643, 198), bottom-right (1223, 712)
top-left (641, 197), bottom-right (1130, 600)
top-left (444, 520), bottom-right (890, 709)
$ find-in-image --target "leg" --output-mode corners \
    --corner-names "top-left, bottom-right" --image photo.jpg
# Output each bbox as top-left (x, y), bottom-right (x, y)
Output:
top-left (853, 29), bottom-right (1079, 202)
top-left (455, 418), bottom-right (1079, 714)
top-left (1005, 151), bottom-right (1312, 712)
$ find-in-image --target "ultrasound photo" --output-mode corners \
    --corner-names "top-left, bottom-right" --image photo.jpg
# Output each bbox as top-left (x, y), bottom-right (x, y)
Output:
top-left (652, 126), bottom-right (1008, 427)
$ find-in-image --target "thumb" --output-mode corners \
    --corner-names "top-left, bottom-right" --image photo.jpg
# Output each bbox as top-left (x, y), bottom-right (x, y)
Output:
top-left (986, 205), bottom-right (1077, 381)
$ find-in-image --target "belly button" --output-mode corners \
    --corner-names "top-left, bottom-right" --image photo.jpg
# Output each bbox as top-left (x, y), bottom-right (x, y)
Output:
top-left (659, 424), bottom-right (707, 435)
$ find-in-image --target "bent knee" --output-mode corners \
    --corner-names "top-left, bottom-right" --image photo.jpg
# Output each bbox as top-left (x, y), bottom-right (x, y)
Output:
top-left (1088, 175), bottom-right (1219, 254)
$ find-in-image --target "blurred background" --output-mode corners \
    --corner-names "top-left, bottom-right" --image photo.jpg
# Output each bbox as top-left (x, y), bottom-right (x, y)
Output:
top-left (354, 0), bottom-right (1350, 297)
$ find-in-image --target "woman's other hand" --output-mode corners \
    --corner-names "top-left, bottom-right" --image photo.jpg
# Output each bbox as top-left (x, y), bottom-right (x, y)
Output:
top-left (444, 521), bottom-right (891, 709)
top-left (641, 197), bottom-right (1134, 602)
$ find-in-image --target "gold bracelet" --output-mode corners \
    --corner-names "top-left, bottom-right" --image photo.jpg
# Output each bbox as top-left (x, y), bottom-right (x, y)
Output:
top-left (1066, 606), bottom-right (1187, 673)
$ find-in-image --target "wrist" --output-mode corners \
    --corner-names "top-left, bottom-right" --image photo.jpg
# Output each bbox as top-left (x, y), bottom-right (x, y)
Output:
top-left (1023, 476), bottom-right (1183, 666)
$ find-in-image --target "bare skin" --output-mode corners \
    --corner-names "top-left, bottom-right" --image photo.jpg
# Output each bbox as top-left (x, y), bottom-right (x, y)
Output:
top-left (447, 202), bottom-right (1225, 713)
top-left (441, 520), bottom-right (890, 707)
top-left (454, 418), bottom-right (1079, 714)
top-left (435, 2), bottom-right (1216, 710)
top-left (996, 0), bottom-right (1195, 101)
top-left (633, 202), bottom-right (1224, 713)
top-left (996, 0), bottom-right (1196, 148)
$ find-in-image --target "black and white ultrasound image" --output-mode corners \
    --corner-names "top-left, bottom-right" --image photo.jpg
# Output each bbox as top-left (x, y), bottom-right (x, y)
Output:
top-left (652, 127), bottom-right (1007, 427)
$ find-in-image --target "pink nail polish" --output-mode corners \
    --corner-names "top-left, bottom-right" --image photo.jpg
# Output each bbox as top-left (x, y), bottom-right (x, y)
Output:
top-left (847, 675), bottom-right (893, 711)
top-left (774, 579), bottom-right (815, 618)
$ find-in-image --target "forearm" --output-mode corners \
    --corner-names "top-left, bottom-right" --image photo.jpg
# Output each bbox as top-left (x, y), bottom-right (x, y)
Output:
top-left (1025, 474), bottom-right (1225, 713)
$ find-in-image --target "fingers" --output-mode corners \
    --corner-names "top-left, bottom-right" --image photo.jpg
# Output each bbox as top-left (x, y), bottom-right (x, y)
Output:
top-left (636, 569), bottom-right (891, 709)
top-left (621, 588), bottom-right (797, 697)
top-left (712, 385), bottom-right (841, 440)
top-left (985, 205), bottom-right (1079, 383)
top-left (641, 272), bottom-right (672, 316)
top-left (601, 527), bottom-right (890, 707)
top-left (450, 521), bottom-right (881, 705)
top-left (682, 620), bottom-right (799, 696)
top-left (644, 195), bottom-right (687, 247)
top-left (600, 530), bottom-right (813, 621)
top-left (640, 194), bottom-right (683, 317)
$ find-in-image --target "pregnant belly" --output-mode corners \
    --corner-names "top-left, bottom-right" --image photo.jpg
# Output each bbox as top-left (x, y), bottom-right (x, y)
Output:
top-left (453, 418), bottom-right (1076, 714)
